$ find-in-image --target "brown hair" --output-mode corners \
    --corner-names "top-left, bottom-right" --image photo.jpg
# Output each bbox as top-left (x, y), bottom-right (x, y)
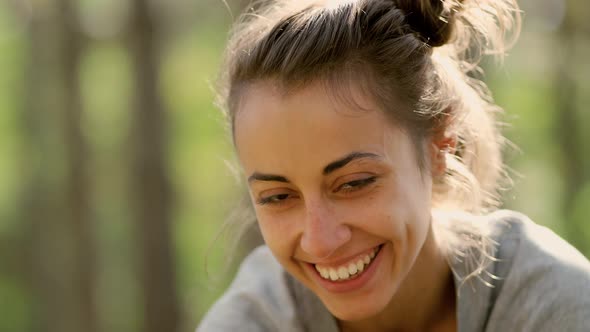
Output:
top-left (213, 0), bottom-right (521, 262)
top-left (219, 0), bottom-right (520, 208)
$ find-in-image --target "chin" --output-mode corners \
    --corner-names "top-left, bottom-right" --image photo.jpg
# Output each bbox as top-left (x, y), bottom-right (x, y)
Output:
top-left (305, 242), bottom-right (399, 322)
top-left (328, 301), bottom-right (387, 322)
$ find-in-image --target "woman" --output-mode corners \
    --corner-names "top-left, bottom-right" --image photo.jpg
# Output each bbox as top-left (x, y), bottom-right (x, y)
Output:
top-left (199, 0), bottom-right (590, 331)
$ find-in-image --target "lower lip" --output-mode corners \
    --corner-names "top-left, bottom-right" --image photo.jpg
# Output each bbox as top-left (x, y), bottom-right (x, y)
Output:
top-left (308, 244), bottom-right (385, 293)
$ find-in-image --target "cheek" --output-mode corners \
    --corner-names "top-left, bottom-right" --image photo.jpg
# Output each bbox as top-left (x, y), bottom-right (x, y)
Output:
top-left (255, 210), bottom-right (300, 259)
top-left (357, 180), bottom-right (430, 248)
top-left (334, 190), bottom-right (405, 248)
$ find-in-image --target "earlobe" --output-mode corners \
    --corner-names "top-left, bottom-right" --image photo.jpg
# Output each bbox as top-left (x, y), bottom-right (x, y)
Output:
top-left (430, 145), bottom-right (447, 177)
top-left (430, 134), bottom-right (457, 177)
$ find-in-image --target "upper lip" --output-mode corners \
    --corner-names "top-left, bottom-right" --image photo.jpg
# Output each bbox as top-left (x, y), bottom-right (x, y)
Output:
top-left (305, 244), bottom-right (382, 267)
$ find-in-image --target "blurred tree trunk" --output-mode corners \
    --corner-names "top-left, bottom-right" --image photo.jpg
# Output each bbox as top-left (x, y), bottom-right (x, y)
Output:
top-left (18, 1), bottom-right (98, 331)
top-left (128, 1), bottom-right (181, 331)
top-left (18, 1), bottom-right (96, 331)
top-left (20, 6), bottom-right (61, 332)
top-left (554, 4), bottom-right (586, 253)
top-left (56, 0), bottom-right (98, 331)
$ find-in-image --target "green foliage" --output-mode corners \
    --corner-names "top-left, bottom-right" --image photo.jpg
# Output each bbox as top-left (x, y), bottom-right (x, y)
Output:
top-left (0, 1), bottom-right (588, 331)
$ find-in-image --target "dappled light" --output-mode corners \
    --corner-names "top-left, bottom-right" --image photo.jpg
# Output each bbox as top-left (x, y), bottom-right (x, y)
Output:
top-left (0, 0), bottom-right (588, 331)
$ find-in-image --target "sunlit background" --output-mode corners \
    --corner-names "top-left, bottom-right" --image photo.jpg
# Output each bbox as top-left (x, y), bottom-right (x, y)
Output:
top-left (0, 0), bottom-right (588, 331)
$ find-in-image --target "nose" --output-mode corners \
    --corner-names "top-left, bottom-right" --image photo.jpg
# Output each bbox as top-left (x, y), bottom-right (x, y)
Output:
top-left (300, 200), bottom-right (351, 259)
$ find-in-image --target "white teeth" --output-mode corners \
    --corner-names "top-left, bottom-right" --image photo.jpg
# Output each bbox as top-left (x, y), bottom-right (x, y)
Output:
top-left (338, 267), bottom-right (349, 279)
top-left (329, 269), bottom-right (339, 281)
top-left (316, 266), bottom-right (329, 279)
top-left (356, 260), bottom-right (364, 272)
top-left (315, 246), bottom-right (381, 281)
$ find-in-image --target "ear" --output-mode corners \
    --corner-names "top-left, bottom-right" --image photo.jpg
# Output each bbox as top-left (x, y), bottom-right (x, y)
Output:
top-left (429, 133), bottom-right (457, 177)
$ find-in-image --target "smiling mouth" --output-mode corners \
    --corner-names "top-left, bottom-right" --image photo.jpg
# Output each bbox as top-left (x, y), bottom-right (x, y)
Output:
top-left (314, 244), bottom-right (383, 282)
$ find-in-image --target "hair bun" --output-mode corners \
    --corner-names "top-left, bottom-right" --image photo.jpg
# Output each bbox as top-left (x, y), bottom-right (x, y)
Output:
top-left (395, 0), bottom-right (463, 47)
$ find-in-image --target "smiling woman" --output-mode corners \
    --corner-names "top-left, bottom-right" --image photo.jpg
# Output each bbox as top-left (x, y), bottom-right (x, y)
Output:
top-left (235, 81), bottom-right (441, 323)
top-left (197, 0), bottom-right (590, 331)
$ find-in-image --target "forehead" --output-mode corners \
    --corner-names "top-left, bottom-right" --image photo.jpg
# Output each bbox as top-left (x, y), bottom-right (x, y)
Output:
top-left (234, 81), bottom-right (408, 174)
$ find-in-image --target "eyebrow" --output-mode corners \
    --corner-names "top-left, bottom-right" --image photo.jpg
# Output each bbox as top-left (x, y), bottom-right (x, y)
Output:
top-left (248, 173), bottom-right (290, 184)
top-left (247, 151), bottom-right (381, 183)
top-left (322, 152), bottom-right (380, 175)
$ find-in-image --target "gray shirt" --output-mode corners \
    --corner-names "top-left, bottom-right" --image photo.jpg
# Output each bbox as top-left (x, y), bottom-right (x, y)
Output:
top-left (198, 210), bottom-right (590, 331)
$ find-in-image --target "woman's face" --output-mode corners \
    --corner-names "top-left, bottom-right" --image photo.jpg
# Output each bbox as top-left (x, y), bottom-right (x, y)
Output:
top-left (234, 81), bottom-right (437, 321)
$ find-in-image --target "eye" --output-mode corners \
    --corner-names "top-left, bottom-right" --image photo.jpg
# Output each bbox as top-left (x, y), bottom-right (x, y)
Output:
top-left (336, 176), bottom-right (377, 193)
top-left (256, 192), bottom-right (297, 206)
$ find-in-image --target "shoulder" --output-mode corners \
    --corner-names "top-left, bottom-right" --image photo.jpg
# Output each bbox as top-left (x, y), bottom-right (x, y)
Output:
top-left (486, 210), bottom-right (590, 331)
top-left (488, 210), bottom-right (590, 283)
top-left (197, 246), bottom-right (302, 332)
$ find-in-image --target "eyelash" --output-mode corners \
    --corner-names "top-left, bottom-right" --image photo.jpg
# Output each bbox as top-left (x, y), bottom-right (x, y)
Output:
top-left (336, 176), bottom-right (377, 193)
top-left (256, 176), bottom-right (378, 206)
top-left (257, 193), bottom-right (292, 206)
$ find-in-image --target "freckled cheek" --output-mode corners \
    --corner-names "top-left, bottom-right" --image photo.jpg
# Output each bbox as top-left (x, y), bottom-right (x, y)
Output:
top-left (356, 189), bottom-right (404, 231)
top-left (256, 213), bottom-right (301, 259)
top-left (365, 208), bottom-right (416, 260)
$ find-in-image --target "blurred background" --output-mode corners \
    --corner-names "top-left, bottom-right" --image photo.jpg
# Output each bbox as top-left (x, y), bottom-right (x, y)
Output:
top-left (0, 0), bottom-right (588, 331)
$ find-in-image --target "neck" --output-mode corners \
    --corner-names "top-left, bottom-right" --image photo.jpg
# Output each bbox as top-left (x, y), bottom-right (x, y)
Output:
top-left (339, 224), bottom-right (456, 332)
